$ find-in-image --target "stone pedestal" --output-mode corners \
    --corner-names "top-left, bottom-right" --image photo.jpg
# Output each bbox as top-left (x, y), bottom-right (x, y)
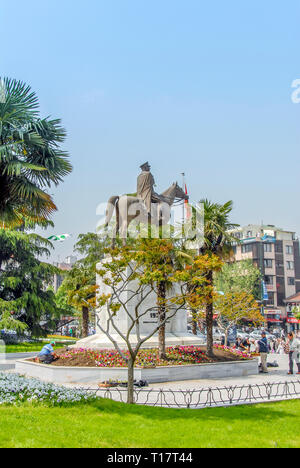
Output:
top-left (74, 259), bottom-right (202, 350)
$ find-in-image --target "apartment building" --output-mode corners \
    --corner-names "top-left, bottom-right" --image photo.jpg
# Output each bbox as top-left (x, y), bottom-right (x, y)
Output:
top-left (52, 256), bottom-right (77, 292)
top-left (231, 224), bottom-right (300, 330)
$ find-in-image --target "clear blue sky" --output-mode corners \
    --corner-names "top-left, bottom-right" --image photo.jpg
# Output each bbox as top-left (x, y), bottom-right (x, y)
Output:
top-left (2, 1), bottom-right (299, 260)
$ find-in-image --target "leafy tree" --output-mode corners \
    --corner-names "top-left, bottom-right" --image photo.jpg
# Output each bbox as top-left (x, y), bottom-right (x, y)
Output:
top-left (96, 239), bottom-right (213, 404)
top-left (60, 266), bottom-right (97, 338)
top-left (0, 77), bottom-right (72, 227)
top-left (291, 306), bottom-right (300, 321)
top-left (0, 229), bottom-right (58, 335)
top-left (59, 233), bottom-right (109, 337)
top-left (215, 291), bottom-right (264, 345)
top-left (185, 254), bottom-right (224, 334)
top-left (74, 232), bottom-right (110, 269)
top-left (216, 259), bottom-right (262, 299)
top-left (55, 284), bottom-right (78, 318)
top-left (195, 200), bottom-right (238, 357)
top-left (134, 237), bottom-right (186, 359)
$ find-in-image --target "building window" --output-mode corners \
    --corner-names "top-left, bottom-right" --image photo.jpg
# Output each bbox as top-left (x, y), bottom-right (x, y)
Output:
top-left (265, 275), bottom-right (274, 285)
top-left (275, 244), bottom-right (283, 253)
top-left (287, 261), bottom-right (294, 270)
top-left (286, 245), bottom-right (293, 255)
top-left (242, 244), bottom-right (252, 254)
top-left (266, 292), bottom-right (275, 305)
top-left (264, 244), bottom-right (273, 253)
top-left (264, 259), bottom-right (273, 269)
top-left (288, 277), bottom-right (295, 286)
top-left (277, 277), bottom-right (284, 286)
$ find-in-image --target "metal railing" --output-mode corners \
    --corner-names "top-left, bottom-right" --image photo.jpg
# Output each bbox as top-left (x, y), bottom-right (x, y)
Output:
top-left (80, 380), bottom-right (300, 409)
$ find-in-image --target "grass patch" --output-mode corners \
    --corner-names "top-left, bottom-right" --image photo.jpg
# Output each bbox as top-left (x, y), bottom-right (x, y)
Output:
top-left (3, 342), bottom-right (76, 354)
top-left (0, 398), bottom-right (299, 448)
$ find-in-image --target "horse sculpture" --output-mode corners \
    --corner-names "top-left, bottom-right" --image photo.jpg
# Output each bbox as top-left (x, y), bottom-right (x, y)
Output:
top-left (105, 182), bottom-right (189, 245)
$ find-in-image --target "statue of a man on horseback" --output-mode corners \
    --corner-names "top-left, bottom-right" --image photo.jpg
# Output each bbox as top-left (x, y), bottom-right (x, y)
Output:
top-left (137, 162), bottom-right (164, 215)
top-left (105, 163), bottom-right (189, 245)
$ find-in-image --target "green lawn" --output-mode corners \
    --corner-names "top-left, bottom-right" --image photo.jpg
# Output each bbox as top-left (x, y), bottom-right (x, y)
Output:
top-left (0, 399), bottom-right (299, 448)
top-left (1, 342), bottom-right (76, 353)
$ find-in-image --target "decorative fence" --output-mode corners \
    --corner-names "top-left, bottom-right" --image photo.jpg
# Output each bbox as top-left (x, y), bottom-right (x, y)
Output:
top-left (80, 380), bottom-right (300, 409)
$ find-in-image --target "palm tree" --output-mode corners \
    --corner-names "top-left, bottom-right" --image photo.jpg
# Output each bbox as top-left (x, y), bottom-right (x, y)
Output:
top-left (0, 77), bottom-right (72, 227)
top-left (199, 200), bottom-right (239, 357)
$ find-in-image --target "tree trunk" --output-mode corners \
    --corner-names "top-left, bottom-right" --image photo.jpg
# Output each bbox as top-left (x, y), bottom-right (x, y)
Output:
top-left (82, 306), bottom-right (89, 338)
top-left (158, 319), bottom-right (166, 360)
top-left (188, 285), bottom-right (198, 335)
top-left (158, 281), bottom-right (167, 360)
top-left (127, 356), bottom-right (135, 404)
top-left (225, 330), bottom-right (228, 347)
top-left (206, 271), bottom-right (215, 357)
top-left (192, 315), bottom-right (197, 335)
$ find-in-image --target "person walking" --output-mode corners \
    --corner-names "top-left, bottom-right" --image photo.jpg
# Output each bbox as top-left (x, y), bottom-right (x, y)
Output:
top-left (277, 338), bottom-right (285, 355)
top-left (258, 332), bottom-right (269, 374)
top-left (287, 332), bottom-right (300, 375)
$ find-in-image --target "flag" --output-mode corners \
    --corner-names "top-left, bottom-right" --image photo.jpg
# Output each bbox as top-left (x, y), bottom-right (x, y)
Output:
top-left (48, 234), bottom-right (70, 242)
top-left (185, 184), bottom-right (192, 219)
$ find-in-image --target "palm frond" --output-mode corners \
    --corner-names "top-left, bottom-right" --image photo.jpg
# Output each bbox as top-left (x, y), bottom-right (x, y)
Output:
top-left (0, 77), bottom-right (72, 227)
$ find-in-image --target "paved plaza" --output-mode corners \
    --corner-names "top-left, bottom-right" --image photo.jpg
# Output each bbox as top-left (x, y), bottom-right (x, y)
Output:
top-left (1, 352), bottom-right (299, 409)
top-left (1, 352), bottom-right (297, 388)
top-left (149, 354), bottom-right (296, 390)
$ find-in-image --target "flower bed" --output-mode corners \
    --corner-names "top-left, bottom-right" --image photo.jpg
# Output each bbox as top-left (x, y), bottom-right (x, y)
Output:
top-left (41, 345), bottom-right (253, 368)
top-left (0, 373), bottom-right (97, 406)
top-left (213, 344), bottom-right (253, 360)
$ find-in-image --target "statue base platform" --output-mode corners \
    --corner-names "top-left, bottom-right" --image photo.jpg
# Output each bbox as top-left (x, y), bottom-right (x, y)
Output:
top-left (72, 332), bottom-right (204, 350)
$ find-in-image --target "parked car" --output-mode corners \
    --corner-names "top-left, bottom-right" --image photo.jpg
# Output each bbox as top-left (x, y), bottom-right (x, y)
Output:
top-left (196, 332), bottom-right (207, 344)
top-left (237, 331), bottom-right (250, 340)
top-left (249, 332), bottom-right (262, 340)
top-left (213, 331), bottom-right (224, 343)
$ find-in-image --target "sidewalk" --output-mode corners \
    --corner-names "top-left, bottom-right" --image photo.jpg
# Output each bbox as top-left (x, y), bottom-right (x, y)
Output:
top-left (3, 353), bottom-right (298, 390)
top-left (61, 354), bottom-right (300, 409)
top-left (4, 352), bottom-right (299, 408)
top-left (0, 352), bottom-right (38, 371)
top-left (149, 354), bottom-right (297, 390)
top-left (57, 354), bottom-right (297, 391)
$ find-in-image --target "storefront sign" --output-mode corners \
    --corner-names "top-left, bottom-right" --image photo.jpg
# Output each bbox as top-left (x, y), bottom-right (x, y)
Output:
top-left (264, 309), bottom-right (282, 315)
top-left (287, 318), bottom-right (300, 324)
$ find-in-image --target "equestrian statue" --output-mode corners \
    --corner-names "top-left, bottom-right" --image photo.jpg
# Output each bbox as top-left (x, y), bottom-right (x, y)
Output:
top-left (105, 162), bottom-right (189, 244)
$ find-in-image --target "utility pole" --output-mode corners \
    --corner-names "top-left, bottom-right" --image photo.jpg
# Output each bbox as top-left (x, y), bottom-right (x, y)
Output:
top-left (181, 172), bottom-right (185, 226)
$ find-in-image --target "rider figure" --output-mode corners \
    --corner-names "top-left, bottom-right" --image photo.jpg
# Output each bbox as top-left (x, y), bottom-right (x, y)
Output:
top-left (137, 162), bottom-right (162, 215)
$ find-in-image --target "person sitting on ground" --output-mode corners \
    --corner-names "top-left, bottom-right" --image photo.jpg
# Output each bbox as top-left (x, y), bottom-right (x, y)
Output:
top-left (38, 341), bottom-right (57, 364)
top-left (287, 332), bottom-right (300, 375)
top-left (257, 332), bottom-right (269, 374)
